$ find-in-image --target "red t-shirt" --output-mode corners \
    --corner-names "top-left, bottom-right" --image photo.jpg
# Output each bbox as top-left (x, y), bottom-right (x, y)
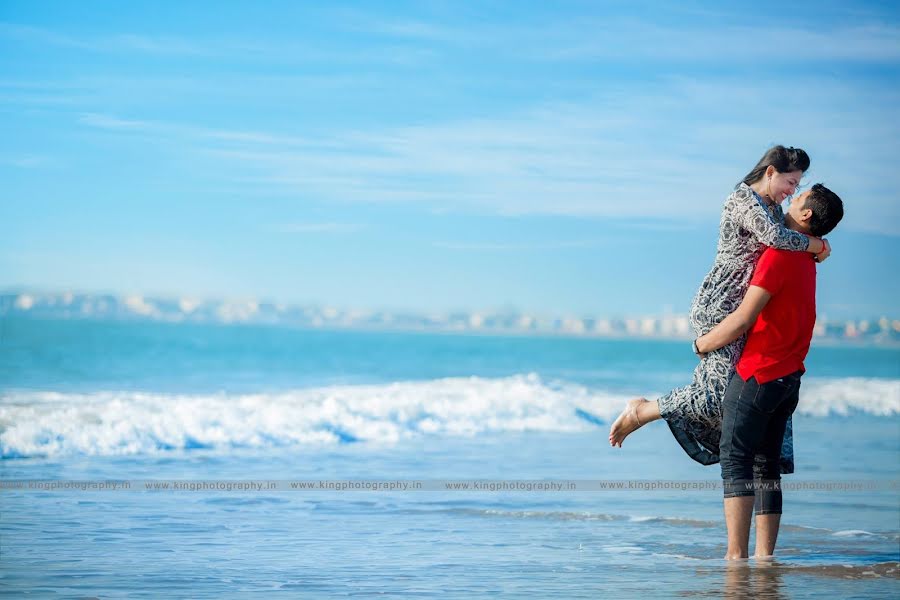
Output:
top-left (736, 247), bottom-right (817, 384)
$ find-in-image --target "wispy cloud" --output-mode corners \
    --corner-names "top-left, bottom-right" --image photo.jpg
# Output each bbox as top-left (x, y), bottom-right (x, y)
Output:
top-left (69, 70), bottom-right (900, 233)
top-left (78, 113), bottom-right (154, 130)
top-left (0, 21), bottom-right (435, 66)
top-left (8, 12), bottom-right (898, 70)
top-left (0, 155), bottom-right (48, 168)
top-left (0, 22), bottom-right (212, 56)
top-left (535, 22), bottom-right (900, 62)
top-left (271, 223), bottom-right (367, 234)
top-left (342, 14), bottom-right (900, 63)
top-left (433, 240), bottom-right (607, 251)
top-left (78, 111), bottom-right (334, 149)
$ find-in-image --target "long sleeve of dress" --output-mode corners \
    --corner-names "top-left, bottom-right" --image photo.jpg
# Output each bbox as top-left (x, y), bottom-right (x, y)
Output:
top-left (657, 182), bottom-right (798, 475)
top-left (731, 187), bottom-right (810, 251)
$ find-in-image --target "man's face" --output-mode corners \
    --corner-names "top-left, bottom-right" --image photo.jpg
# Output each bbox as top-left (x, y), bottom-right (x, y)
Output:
top-left (786, 190), bottom-right (812, 232)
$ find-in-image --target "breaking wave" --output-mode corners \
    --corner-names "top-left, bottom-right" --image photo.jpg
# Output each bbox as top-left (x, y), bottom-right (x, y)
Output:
top-left (1, 374), bottom-right (897, 457)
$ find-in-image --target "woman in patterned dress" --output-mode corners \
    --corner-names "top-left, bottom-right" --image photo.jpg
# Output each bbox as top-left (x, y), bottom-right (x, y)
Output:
top-left (608, 146), bottom-right (831, 475)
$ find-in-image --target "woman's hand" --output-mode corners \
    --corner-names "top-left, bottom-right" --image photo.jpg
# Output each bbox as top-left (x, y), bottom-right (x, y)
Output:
top-left (815, 238), bottom-right (831, 263)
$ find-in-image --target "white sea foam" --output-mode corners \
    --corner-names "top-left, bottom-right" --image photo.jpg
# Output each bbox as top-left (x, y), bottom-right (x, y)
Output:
top-left (832, 530), bottom-right (878, 538)
top-left (600, 545), bottom-right (644, 554)
top-left (1, 374), bottom-right (897, 457)
top-left (795, 378), bottom-right (900, 417)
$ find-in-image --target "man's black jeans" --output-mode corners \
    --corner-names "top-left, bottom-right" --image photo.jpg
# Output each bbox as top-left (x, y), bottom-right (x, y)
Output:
top-left (719, 370), bottom-right (802, 515)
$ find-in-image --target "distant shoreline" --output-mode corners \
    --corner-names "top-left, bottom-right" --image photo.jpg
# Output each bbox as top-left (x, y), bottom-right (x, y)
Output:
top-left (4, 309), bottom-right (899, 350)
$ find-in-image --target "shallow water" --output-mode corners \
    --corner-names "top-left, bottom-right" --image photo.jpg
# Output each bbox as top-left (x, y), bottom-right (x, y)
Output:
top-left (3, 428), bottom-right (898, 598)
top-left (1, 318), bottom-right (898, 597)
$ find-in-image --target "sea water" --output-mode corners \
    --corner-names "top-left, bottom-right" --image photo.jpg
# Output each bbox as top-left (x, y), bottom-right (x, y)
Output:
top-left (1, 317), bottom-right (898, 598)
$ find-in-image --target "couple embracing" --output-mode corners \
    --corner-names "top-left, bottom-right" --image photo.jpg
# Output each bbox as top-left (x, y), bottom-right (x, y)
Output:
top-left (608, 145), bottom-right (845, 560)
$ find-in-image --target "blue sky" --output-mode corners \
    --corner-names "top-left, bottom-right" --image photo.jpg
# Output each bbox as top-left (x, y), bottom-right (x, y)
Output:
top-left (2, 0), bottom-right (898, 318)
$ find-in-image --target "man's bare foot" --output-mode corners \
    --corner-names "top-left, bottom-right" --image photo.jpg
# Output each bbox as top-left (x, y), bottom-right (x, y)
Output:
top-left (609, 398), bottom-right (648, 447)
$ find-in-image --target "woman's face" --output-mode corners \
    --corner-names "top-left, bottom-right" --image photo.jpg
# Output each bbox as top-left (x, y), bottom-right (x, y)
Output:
top-left (768, 168), bottom-right (803, 204)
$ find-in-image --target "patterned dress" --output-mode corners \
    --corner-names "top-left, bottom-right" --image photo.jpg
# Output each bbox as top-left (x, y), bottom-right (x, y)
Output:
top-left (657, 182), bottom-right (810, 474)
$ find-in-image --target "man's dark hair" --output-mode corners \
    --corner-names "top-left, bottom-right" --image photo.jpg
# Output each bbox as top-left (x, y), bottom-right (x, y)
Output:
top-left (805, 183), bottom-right (844, 237)
top-left (742, 145), bottom-right (811, 185)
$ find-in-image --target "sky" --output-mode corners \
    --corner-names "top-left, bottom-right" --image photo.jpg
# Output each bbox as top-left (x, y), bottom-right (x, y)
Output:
top-left (2, 0), bottom-right (899, 319)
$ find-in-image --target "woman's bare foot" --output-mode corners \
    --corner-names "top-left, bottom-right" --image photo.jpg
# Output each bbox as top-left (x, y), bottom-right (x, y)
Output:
top-left (609, 398), bottom-right (648, 447)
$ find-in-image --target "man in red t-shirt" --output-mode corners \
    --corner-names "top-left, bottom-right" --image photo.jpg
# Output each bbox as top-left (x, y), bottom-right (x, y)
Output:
top-left (694, 183), bottom-right (844, 560)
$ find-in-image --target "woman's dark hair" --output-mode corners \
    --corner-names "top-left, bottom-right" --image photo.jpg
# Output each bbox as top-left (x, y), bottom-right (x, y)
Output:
top-left (805, 183), bottom-right (844, 237)
top-left (742, 145), bottom-right (810, 185)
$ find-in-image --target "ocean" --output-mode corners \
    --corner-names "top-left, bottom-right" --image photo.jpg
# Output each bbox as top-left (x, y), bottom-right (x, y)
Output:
top-left (1, 317), bottom-right (898, 598)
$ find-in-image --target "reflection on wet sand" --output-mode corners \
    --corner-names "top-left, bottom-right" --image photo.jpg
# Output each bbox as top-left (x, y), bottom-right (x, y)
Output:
top-left (723, 561), bottom-right (786, 600)
top-left (688, 560), bottom-right (899, 599)
top-left (783, 561), bottom-right (899, 579)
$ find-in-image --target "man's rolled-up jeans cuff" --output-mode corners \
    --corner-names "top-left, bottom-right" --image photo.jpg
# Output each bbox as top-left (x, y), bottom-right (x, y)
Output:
top-left (723, 490), bottom-right (756, 499)
top-left (754, 509), bottom-right (783, 515)
top-left (723, 479), bottom-right (759, 498)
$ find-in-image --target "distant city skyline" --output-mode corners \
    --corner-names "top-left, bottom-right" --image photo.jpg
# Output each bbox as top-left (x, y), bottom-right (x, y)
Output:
top-left (2, 1), bottom-right (898, 318)
top-left (4, 290), bottom-right (898, 347)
